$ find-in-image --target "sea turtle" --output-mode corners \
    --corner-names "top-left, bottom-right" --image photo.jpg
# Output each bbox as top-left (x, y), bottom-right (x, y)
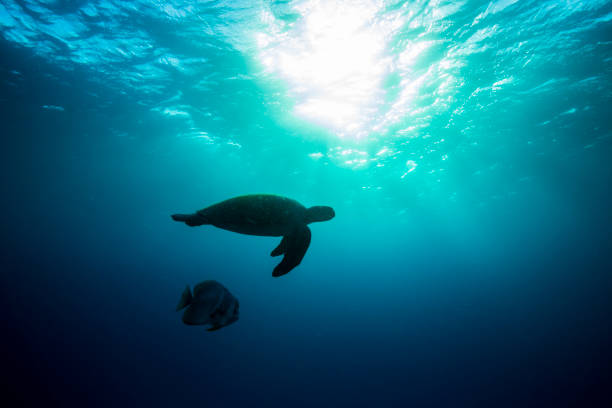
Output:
top-left (171, 194), bottom-right (335, 277)
top-left (176, 280), bottom-right (239, 332)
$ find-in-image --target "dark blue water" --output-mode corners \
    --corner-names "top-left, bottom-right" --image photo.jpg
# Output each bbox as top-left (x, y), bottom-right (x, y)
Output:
top-left (1, 1), bottom-right (611, 406)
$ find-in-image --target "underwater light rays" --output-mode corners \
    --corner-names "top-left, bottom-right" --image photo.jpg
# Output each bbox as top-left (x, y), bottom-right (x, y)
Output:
top-left (254, 0), bottom-right (474, 146)
top-left (2, 0), bottom-right (608, 186)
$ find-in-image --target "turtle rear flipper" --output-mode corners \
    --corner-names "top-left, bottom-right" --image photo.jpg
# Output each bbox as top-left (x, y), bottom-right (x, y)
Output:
top-left (171, 213), bottom-right (209, 226)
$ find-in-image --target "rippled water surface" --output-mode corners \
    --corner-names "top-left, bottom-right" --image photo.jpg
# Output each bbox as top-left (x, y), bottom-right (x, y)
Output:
top-left (1, 1), bottom-right (611, 407)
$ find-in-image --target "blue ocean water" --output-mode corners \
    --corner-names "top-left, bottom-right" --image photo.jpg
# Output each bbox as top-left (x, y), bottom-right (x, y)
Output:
top-left (1, 0), bottom-right (611, 406)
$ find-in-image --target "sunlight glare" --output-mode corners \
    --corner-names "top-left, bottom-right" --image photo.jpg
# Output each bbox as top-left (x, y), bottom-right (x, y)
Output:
top-left (258, 0), bottom-right (391, 139)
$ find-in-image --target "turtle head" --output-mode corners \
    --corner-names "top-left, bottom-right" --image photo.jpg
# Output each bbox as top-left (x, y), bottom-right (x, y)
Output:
top-left (305, 206), bottom-right (335, 223)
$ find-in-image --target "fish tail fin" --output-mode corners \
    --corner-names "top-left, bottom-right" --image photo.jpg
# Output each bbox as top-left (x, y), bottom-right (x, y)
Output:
top-left (171, 213), bottom-right (208, 227)
top-left (176, 285), bottom-right (192, 311)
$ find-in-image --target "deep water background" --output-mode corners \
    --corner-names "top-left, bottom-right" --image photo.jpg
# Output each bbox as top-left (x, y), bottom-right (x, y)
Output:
top-left (1, 1), bottom-right (612, 407)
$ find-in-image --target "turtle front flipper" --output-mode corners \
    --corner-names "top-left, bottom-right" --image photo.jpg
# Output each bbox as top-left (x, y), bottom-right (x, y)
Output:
top-left (272, 225), bottom-right (311, 277)
top-left (270, 236), bottom-right (288, 257)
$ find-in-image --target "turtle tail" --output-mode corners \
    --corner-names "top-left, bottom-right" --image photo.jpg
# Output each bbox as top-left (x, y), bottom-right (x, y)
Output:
top-left (171, 213), bottom-right (209, 227)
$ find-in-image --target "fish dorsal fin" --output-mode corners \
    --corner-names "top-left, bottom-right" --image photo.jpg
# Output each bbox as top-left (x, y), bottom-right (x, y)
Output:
top-left (272, 225), bottom-right (311, 277)
top-left (176, 285), bottom-right (192, 311)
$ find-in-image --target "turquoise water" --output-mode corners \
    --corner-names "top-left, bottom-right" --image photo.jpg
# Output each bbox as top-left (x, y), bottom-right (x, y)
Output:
top-left (1, 1), bottom-right (611, 406)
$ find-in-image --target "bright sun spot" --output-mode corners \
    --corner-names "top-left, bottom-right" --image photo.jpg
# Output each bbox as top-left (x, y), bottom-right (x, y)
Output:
top-left (257, 0), bottom-right (393, 139)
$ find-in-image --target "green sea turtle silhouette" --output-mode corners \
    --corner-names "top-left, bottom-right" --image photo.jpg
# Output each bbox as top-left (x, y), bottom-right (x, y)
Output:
top-left (171, 194), bottom-right (335, 277)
